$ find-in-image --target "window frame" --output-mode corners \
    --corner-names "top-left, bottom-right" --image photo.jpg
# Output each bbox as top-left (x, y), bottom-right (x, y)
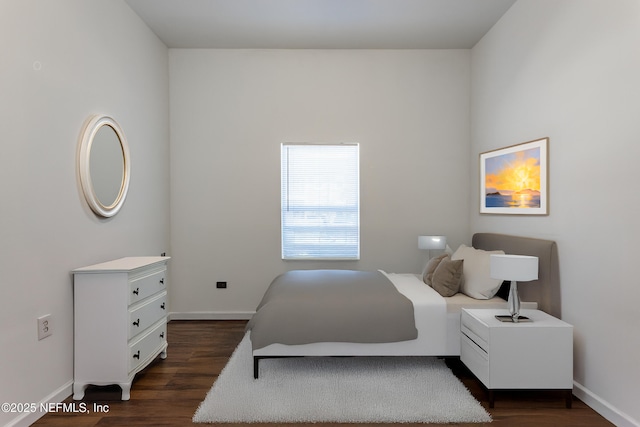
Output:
top-left (280, 142), bottom-right (360, 261)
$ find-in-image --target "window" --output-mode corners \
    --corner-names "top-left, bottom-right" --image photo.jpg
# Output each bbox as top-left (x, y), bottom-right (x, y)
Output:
top-left (281, 143), bottom-right (360, 260)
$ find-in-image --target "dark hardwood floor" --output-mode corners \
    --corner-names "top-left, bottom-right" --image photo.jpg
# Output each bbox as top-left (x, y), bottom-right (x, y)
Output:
top-left (33, 320), bottom-right (613, 427)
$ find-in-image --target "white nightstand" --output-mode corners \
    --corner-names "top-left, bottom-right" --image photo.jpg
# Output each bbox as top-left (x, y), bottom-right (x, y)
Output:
top-left (460, 308), bottom-right (573, 408)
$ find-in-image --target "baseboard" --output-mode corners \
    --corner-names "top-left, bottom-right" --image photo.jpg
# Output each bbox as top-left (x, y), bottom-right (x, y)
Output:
top-left (5, 380), bottom-right (73, 427)
top-left (168, 311), bottom-right (254, 320)
top-left (573, 381), bottom-right (639, 427)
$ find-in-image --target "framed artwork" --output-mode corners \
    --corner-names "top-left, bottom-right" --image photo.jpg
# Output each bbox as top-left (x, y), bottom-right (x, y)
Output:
top-left (480, 137), bottom-right (548, 215)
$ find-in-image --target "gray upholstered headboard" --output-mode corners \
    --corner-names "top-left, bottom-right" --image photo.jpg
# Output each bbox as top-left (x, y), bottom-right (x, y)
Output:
top-left (472, 233), bottom-right (560, 317)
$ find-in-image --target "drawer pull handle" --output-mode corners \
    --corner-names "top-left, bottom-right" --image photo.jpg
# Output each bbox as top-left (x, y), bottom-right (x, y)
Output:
top-left (159, 278), bottom-right (165, 285)
top-left (133, 318), bottom-right (140, 327)
top-left (160, 332), bottom-right (165, 339)
top-left (160, 302), bottom-right (165, 310)
top-left (133, 287), bottom-right (139, 295)
top-left (133, 350), bottom-right (140, 359)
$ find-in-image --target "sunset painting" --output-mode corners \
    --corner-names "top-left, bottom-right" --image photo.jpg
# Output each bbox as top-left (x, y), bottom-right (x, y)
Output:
top-left (480, 138), bottom-right (548, 215)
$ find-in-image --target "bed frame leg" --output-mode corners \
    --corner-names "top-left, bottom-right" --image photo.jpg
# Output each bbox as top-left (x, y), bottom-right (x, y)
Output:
top-left (253, 356), bottom-right (259, 379)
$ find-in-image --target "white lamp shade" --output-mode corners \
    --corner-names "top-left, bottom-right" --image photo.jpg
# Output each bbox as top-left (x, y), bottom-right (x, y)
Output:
top-left (418, 235), bottom-right (447, 250)
top-left (490, 254), bottom-right (539, 282)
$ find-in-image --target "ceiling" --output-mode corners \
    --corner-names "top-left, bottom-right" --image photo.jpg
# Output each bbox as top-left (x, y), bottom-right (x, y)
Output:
top-left (125, 0), bottom-right (516, 49)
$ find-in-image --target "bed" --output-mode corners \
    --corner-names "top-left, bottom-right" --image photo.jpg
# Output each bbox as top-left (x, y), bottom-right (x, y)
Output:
top-left (248, 233), bottom-right (559, 378)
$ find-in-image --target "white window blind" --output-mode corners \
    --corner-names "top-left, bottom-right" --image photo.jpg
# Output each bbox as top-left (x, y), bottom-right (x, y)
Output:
top-left (281, 143), bottom-right (360, 260)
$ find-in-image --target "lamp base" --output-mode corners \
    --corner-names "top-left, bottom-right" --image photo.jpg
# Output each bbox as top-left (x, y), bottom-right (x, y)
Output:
top-left (495, 315), bottom-right (531, 323)
top-left (507, 280), bottom-right (521, 322)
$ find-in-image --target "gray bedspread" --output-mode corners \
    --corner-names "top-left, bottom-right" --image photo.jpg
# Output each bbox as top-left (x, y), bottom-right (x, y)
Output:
top-left (246, 269), bottom-right (418, 351)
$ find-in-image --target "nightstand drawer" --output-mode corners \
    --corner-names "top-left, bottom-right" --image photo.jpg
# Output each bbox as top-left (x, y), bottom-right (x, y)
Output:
top-left (461, 310), bottom-right (489, 349)
top-left (461, 323), bottom-right (488, 352)
top-left (461, 333), bottom-right (489, 385)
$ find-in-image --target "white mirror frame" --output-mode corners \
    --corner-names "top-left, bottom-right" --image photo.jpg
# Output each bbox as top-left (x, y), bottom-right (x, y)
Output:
top-left (78, 115), bottom-right (130, 217)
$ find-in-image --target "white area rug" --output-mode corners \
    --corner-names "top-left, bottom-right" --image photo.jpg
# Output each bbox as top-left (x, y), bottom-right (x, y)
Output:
top-left (193, 333), bottom-right (491, 423)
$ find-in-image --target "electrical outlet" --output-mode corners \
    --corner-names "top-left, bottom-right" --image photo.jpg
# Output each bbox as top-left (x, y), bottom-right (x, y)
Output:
top-left (216, 281), bottom-right (227, 289)
top-left (37, 314), bottom-right (53, 340)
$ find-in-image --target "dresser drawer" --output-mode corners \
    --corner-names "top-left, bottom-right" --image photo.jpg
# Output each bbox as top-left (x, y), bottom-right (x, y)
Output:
top-left (129, 268), bottom-right (167, 305)
top-left (461, 332), bottom-right (489, 386)
top-left (129, 321), bottom-right (167, 373)
top-left (129, 291), bottom-right (167, 339)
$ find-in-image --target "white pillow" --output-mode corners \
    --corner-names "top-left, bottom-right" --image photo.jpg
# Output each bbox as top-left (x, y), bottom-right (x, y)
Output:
top-left (451, 244), bottom-right (504, 299)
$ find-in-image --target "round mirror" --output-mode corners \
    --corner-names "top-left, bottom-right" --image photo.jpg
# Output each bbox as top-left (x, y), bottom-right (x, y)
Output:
top-left (78, 115), bottom-right (130, 217)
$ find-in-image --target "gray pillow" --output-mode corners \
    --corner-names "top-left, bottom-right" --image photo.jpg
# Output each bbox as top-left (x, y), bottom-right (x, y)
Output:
top-left (431, 257), bottom-right (464, 297)
top-left (422, 253), bottom-right (448, 286)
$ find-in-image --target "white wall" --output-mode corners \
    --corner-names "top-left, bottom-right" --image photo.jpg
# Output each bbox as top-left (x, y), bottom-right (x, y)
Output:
top-left (0, 1), bottom-right (169, 426)
top-left (169, 49), bottom-right (471, 316)
top-left (470, 1), bottom-right (640, 425)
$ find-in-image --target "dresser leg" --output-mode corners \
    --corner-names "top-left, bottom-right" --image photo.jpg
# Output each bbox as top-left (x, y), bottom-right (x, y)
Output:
top-left (73, 383), bottom-right (87, 400)
top-left (119, 382), bottom-right (132, 401)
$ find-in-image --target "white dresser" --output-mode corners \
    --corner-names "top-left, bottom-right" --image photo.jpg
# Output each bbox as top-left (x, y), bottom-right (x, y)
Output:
top-left (72, 256), bottom-right (170, 401)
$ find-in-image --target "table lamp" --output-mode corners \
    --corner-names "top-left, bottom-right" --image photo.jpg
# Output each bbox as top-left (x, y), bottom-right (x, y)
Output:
top-left (490, 254), bottom-right (538, 323)
top-left (418, 235), bottom-right (447, 260)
